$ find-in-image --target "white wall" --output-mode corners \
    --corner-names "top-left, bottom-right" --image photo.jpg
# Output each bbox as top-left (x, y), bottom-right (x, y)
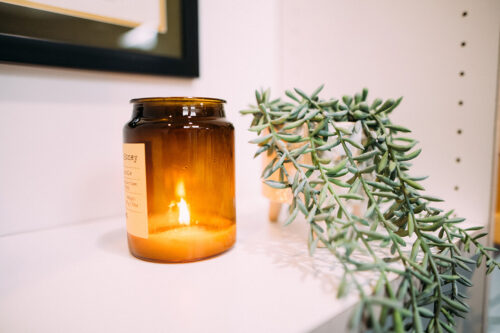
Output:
top-left (281, 0), bottom-right (500, 227)
top-left (0, 0), bottom-right (280, 235)
top-left (1, 0), bottom-right (499, 236)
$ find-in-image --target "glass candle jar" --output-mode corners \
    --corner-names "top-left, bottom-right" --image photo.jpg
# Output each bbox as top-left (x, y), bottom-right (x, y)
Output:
top-left (123, 97), bottom-right (236, 262)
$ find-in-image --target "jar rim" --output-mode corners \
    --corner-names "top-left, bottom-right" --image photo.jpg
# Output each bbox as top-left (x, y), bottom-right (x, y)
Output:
top-left (130, 97), bottom-right (226, 104)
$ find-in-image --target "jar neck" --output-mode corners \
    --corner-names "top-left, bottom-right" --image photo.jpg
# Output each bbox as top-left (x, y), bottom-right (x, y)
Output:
top-left (131, 98), bottom-right (226, 120)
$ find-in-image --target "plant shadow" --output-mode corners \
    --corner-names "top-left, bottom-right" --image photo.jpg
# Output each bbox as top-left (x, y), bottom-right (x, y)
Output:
top-left (96, 227), bottom-right (131, 259)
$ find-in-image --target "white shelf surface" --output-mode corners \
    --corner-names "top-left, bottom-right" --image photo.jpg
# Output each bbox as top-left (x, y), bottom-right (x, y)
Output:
top-left (0, 198), bottom-right (489, 333)
top-left (0, 203), bottom-right (361, 333)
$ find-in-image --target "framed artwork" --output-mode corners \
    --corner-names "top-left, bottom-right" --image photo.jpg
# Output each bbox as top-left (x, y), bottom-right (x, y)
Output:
top-left (0, 0), bottom-right (199, 77)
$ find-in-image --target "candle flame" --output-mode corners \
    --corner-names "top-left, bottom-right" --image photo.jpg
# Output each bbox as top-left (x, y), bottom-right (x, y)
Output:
top-left (176, 181), bottom-right (186, 197)
top-left (177, 197), bottom-right (190, 225)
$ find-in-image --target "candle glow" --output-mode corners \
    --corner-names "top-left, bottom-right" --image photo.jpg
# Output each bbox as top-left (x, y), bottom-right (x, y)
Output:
top-left (177, 198), bottom-right (190, 225)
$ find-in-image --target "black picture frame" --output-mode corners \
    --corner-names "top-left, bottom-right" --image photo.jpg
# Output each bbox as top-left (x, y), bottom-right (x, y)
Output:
top-left (0, 0), bottom-right (199, 77)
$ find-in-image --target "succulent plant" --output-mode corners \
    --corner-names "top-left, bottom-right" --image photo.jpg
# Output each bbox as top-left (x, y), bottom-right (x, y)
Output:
top-left (241, 85), bottom-right (499, 332)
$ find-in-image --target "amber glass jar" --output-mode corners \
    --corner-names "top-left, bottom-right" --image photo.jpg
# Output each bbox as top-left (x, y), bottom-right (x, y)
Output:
top-left (123, 97), bottom-right (235, 262)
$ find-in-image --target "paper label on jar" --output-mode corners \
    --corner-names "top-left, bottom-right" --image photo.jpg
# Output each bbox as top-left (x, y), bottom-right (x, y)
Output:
top-left (123, 143), bottom-right (149, 238)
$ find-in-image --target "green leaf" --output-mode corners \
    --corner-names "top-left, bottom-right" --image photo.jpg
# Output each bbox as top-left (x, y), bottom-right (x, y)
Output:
top-left (311, 84), bottom-right (325, 98)
top-left (329, 178), bottom-right (351, 188)
top-left (375, 99), bottom-right (394, 113)
top-left (417, 215), bottom-right (443, 223)
top-left (438, 319), bottom-right (456, 333)
top-left (354, 93), bottom-right (362, 105)
top-left (372, 192), bottom-right (399, 199)
top-left (289, 144), bottom-right (309, 158)
top-left (386, 124), bottom-right (411, 133)
top-left (249, 123), bottom-right (270, 132)
top-left (421, 195), bottom-right (444, 202)
top-left (344, 137), bottom-right (364, 150)
top-left (283, 119), bottom-right (305, 130)
top-left (402, 177), bottom-right (425, 190)
top-left (284, 207), bottom-right (299, 226)
top-left (335, 126), bottom-right (352, 135)
top-left (360, 230), bottom-right (390, 241)
top-left (465, 226), bottom-right (483, 231)
top-left (455, 255), bottom-right (475, 265)
top-left (249, 133), bottom-right (272, 144)
top-left (418, 307), bottom-right (434, 318)
top-left (396, 148), bottom-right (422, 161)
top-left (407, 212), bottom-right (415, 236)
top-left (263, 180), bottom-right (288, 189)
top-left (339, 193), bottom-right (364, 200)
top-left (318, 185), bottom-right (329, 205)
top-left (304, 109), bottom-right (320, 121)
top-left (353, 150), bottom-right (379, 161)
top-left (253, 145), bottom-right (269, 158)
top-left (442, 296), bottom-right (469, 313)
top-left (306, 204), bottom-right (317, 223)
top-left (366, 180), bottom-right (392, 191)
top-left (349, 177), bottom-right (361, 194)
top-left (337, 274), bottom-right (348, 298)
top-left (446, 217), bottom-right (466, 224)
top-left (296, 198), bottom-right (308, 215)
top-left (410, 239), bottom-right (421, 260)
top-left (270, 114), bottom-right (289, 125)
top-left (472, 232), bottom-right (488, 241)
top-left (421, 232), bottom-right (445, 244)
top-left (378, 151), bottom-right (389, 173)
top-left (353, 110), bottom-right (370, 120)
top-left (277, 133), bottom-right (302, 142)
top-left (293, 179), bottom-right (307, 196)
top-left (371, 98), bottom-right (382, 110)
top-left (377, 174), bottom-right (399, 187)
top-left (271, 154), bottom-right (287, 173)
top-left (384, 97), bottom-right (402, 114)
top-left (329, 110), bottom-right (347, 118)
top-left (361, 88), bottom-right (368, 101)
top-left (366, 297), bottom-right (412, 317)
top-left (294, 87), bottom-right (311, 101)
top-left (240, 108), bottom-right (260, 115)
top-left (262, 88), bottom-right (270, 103)
top-left (441, 274), bottom-right (460, 281)
top-left (313, 213), bottom-right (331, 221)
top-left (325, 158), bottom-right (348, 175)
top-left (359, 103), bottom-right (369, 112)
top-left (316, 140), bottom-right (341, 151)
top-left (308, 231), bottom-right (319, 256)
top-left (255, 90), bottom-right (262, 103)
top-left (342, 95), bottom-right (353, 106)
top-left (387, 140), bottom-right (417, 152)
top-left (318, 99), bottom-right (339, 107)
top-left (349, 302), bottom-right (364, 331)
top-left (285, 90), bottom-right (300, 102)
top-left (327, 169), bottom-right (349, 178)
top-left (388, 160), bottom-right (396, 173)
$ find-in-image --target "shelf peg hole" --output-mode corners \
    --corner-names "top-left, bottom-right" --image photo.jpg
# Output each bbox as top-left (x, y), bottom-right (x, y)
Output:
top-left (454, 185), bottom-right (459, 191)
top-left (459, 71), bottom-right (465, 77)
top-left (457, 129), bottom-right (462, 135)
top-left (461, 41), bottom-right (467, 47)
top-left (462, 11), bottom-right (468, 17)
top-left (456, 157), bottom-right (461, 163)
top-left (458, 100), bottom-right (464, 106)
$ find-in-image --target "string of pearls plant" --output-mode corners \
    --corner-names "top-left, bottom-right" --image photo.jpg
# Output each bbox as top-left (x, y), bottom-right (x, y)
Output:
top-left (241, 85), bottom-right (500, 332)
